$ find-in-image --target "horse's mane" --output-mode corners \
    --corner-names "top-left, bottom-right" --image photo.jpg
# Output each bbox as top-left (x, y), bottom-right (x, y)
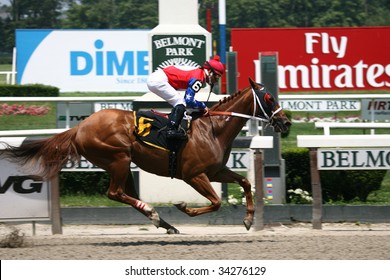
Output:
top-left (210, 86), bottom-right (249, 111)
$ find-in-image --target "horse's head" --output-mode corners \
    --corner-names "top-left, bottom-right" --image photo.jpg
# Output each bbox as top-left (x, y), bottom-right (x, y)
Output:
top-left (249, 77), bottom-right (291, 133)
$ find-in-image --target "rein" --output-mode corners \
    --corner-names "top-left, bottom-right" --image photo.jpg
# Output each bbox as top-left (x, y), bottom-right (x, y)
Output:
top-left (208, 88), bottom-right (282, 123)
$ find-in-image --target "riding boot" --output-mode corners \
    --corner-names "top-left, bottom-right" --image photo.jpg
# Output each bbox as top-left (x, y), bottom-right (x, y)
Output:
top-left (167, 104), bottom-right (187, 140)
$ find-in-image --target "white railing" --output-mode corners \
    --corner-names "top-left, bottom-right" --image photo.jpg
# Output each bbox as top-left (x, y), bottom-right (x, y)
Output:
top-left (0, 129), bottom-right (68, 137)
top-left (279, 94), bottom-right (390, 99)
top-left (297, 134), bottom-right (390, 148)
top-left (0, 71), bottom-right (17, 85)
top-left (314, 122), bottom-right (390, 135)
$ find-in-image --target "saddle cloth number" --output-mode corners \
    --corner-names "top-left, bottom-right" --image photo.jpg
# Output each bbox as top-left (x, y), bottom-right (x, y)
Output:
top-left (136, 117), bottom-right (153, 137)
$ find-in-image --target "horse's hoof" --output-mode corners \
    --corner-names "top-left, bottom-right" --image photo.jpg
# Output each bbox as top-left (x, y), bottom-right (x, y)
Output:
top-left (243, 219), bottom-right (252, 231)
top-left (166, 227), bottom-right (180, 234)
top-left (174, 201), bottom-right (187, 211)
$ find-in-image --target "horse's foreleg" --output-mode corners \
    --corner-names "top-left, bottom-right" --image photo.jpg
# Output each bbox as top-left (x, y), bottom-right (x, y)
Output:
top-left (213, 168), bottom-right (254, 230)
top-left (175, 173), bottom-right (222, 216)
top-left (123, 174), bottom-right (180, 234)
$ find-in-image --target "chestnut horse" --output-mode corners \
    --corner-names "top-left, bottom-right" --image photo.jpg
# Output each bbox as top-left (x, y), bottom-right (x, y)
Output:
top-left (1, 77), bottom-right (290, 234)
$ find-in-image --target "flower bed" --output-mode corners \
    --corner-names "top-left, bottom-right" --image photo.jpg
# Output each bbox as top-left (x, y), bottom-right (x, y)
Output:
top-left (0, 103), bottom-right (50, 116)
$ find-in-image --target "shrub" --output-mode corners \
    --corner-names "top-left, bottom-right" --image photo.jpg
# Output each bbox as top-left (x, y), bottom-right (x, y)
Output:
top-left (59, 172), bottom-right (110, 196)
top-left (283, 148), bottom-right (311, 192)
top-left (0, 84), bottom-right (59, 97)
top-left (321, 170), bottom-right (386, 202)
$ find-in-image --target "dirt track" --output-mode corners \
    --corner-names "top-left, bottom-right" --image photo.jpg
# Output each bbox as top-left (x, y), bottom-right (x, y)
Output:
top-left (1, 223), bottom-right (390, 260)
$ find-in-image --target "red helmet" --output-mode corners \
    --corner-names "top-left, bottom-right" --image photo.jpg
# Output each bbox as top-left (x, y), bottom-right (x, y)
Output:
top-left (203, 55), bottom-right (225, 76)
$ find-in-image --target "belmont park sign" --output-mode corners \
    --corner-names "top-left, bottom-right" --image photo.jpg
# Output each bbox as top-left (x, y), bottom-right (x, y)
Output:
top-left (151, 34), bottom-right (207, 71)
top-left (318, 148), bottom-right (390, 170)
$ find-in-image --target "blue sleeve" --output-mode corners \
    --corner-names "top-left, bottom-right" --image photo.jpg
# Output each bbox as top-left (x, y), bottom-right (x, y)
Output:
top-left (184, 78), bottom-right (206, 109)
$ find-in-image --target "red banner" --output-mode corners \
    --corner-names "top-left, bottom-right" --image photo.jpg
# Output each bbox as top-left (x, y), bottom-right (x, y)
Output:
top-left (231, 27), bottom-right (390, 92)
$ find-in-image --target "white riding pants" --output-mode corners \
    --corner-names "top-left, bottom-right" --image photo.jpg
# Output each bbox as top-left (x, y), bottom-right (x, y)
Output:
top-left (147, 69), bottom-right (186, 107)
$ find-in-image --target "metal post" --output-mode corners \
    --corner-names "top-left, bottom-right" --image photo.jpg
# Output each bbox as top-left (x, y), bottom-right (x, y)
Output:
top-left (65, 102), bottom-right (70, 129)
top-left (11, 47), bottom-right (16, 85)
top-left (50, 175), bottom-right (63, 234)
top-left (32, 221), bottom-right (36, 236)
top-left (260, 51), bottom-right (286, 204)
top-left (254, 149), bottom-right (264, 231)
top-left (309, 148), bottom-right (322, 229)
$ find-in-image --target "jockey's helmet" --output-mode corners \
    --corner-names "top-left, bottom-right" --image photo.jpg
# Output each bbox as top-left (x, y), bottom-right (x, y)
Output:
top-left (203, 55), bottom-right (225, 76)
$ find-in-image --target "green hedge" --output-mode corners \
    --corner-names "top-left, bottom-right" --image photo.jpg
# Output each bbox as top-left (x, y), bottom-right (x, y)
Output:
top-left (0, 84), bottom-right (59, 97)
top-left (59, 172), bottom-right (110, 196)
top-left (283, 148), bottom-right (386, 202)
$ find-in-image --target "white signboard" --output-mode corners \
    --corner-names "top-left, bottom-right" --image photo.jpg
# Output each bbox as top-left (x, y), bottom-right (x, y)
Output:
top-left (280, 100), bottom-right (360, 111)
top-left (0, 159), bottom-right (50, 221)
top-left (61, 150), bottom-right (250, 172)
top-left (94, 102), bottom-right (133, 111)
top-left (361, 99), bottom-right (390, 121)
top-left (16, 30), bottom-right (149, 92)
top-left (318, 148), bottom-right (390, 170)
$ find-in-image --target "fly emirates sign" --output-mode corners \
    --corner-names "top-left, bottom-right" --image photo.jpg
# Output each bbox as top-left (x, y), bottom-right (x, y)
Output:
top-left (231, 27), bottom-right (390, 92)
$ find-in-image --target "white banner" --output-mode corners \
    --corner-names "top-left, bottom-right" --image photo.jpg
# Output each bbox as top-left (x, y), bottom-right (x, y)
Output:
top-left (16, 30), bottom-right (150, 92)
top-left (318, 148), bottom-right (390, 170)
top-left (2, 260), bottom-right (389, 280)
top-left (0, 159), bottom-right (50, 221)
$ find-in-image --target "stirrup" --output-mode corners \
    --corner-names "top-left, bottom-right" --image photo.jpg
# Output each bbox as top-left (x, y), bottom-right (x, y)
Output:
top-left (167, 127), bottom-right (187, 140)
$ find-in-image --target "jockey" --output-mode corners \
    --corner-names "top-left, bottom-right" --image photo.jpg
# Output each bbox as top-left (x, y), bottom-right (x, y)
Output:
top-left (147, 55), bottom-right (225, 140)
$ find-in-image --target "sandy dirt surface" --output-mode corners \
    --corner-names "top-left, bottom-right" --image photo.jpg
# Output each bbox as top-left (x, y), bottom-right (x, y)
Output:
top-left (1, 222), bottom-right (390, 260)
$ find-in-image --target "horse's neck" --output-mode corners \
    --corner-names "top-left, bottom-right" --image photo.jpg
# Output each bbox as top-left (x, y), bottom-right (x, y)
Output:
top-left (210, 87), bottom-right (255, 142)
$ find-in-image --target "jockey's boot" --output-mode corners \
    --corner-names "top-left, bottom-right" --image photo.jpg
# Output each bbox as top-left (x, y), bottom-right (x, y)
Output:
top-left (167, 104), bottom-right (187, 140)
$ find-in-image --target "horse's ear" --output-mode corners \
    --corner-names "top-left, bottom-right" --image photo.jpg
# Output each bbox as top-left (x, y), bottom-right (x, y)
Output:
top-left (248, 77), bottom-right (257, 89)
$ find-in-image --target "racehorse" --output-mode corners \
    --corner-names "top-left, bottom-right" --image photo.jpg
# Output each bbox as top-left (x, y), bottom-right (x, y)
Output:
top-left (1, 77), bottom-right (290, 234)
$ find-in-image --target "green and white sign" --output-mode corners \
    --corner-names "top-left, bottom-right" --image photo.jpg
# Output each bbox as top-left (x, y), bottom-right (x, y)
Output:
top-left (151, 34), bottom-right (207, 70)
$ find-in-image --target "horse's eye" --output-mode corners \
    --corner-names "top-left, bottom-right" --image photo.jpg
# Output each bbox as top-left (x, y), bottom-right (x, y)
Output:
top-left (264, 93), bottom-right (274, 104)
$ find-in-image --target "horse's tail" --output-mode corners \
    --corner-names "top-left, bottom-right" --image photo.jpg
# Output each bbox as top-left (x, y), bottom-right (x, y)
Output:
top-left (0, 127), bottom-right (80, 179)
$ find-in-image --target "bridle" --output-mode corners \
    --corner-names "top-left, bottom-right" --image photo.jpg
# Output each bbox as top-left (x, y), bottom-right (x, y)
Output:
top-left (208, 86), bottom-right (282, 124)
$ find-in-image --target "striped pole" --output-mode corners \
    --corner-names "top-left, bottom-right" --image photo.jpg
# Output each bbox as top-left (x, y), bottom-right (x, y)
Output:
top-left (219, 0), bottom-right (226, 64)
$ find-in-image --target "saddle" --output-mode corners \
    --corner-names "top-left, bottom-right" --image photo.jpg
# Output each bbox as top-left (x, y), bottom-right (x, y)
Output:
top-left (133, 110), bottom-right (191, 178)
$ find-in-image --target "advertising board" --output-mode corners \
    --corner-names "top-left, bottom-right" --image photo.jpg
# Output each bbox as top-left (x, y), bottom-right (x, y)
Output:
top-left (151, 34), bottom-right (207, 71)
top-left (318, 148), bottom-right (390, 170)
top-left (361, 99), bottom-right (390, 120)
top-left (16, 29), bottom-right (149, 92)
top-left (231, 27), bottom-right (390, 92)
top-left (0, 159), bottom-right (50, 221)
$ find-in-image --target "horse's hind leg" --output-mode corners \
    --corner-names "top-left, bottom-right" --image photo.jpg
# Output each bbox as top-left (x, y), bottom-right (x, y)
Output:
top-left (124, 172), bottom-right (180, 234)
top-left (105, 157), bottom-right (162, 229)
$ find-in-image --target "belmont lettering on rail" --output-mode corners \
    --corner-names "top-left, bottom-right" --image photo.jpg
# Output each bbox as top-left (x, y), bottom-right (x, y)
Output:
top-left (318, 148), bottom-right (390, 170)
top-left (280, 100), bottom-right (360, 111)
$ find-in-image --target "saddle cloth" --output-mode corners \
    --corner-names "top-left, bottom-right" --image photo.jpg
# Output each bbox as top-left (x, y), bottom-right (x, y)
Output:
top-left (133, 110), bottom-right (190, 151)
